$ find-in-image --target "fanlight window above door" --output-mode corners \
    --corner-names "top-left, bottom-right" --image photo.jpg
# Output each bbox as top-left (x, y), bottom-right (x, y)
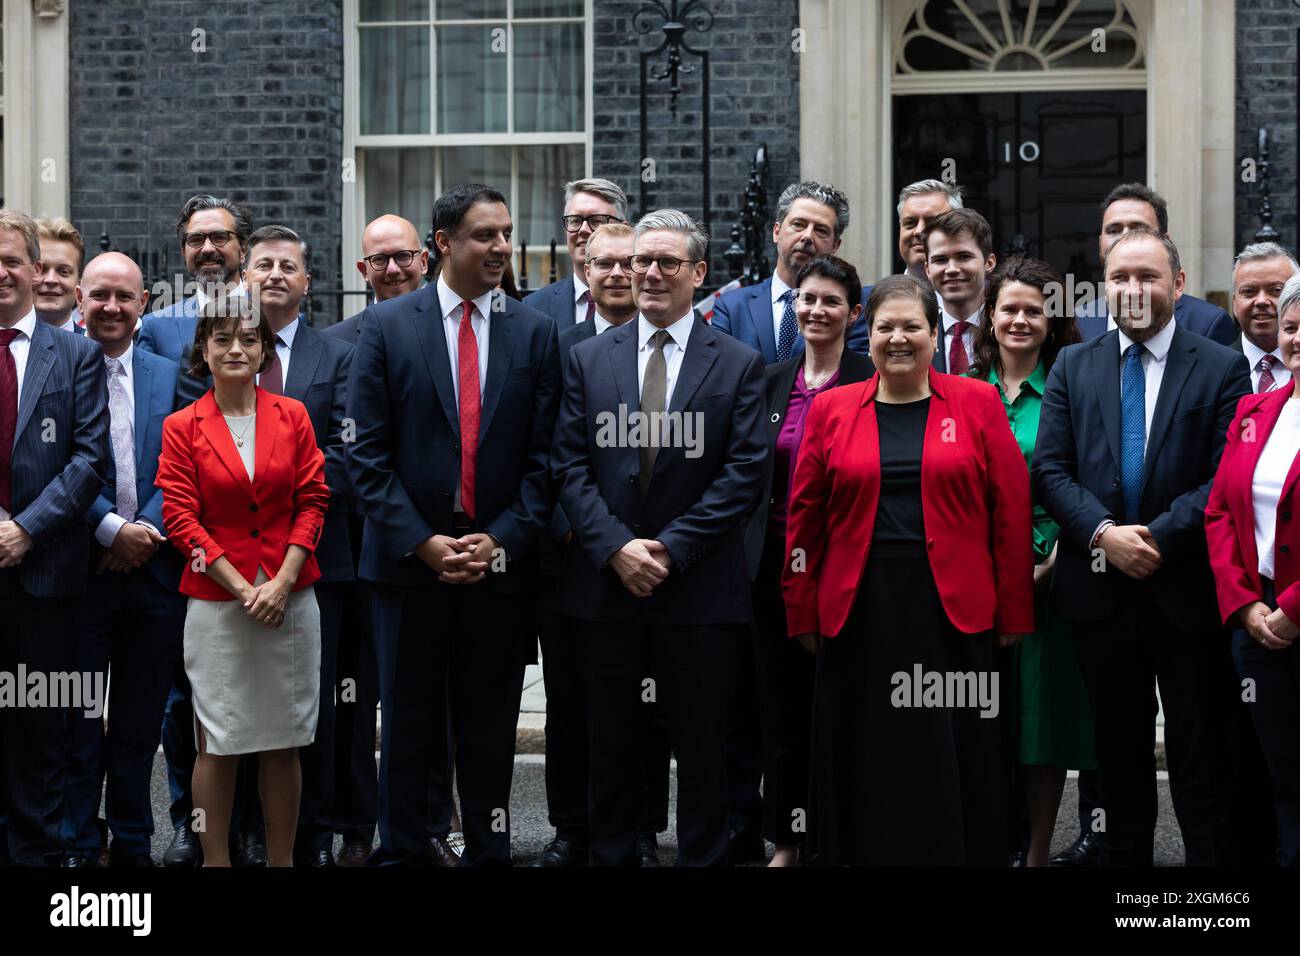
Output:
top-left (897, 0), bottom-right (1144, 73)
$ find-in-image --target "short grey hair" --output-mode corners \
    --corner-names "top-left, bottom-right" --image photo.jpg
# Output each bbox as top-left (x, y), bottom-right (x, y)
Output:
top-left (775, 182), bottom-right (851, 240)
top-left (896, 179), bottom-right (964, 218)
top-left (1232, 242), bottom-right (1300, 293)
top-left (564, 178), bottom-right (629, 221)
top-left (1277, 274), bottom-right (1300, 323)
top-left (634, 208), bottom-right (709, 263)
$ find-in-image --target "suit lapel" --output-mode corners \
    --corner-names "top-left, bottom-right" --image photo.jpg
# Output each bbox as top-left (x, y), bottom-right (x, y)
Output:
top-left (932, 321), bottom-right (948, 372)
top-left (1089, 334), bottom-right (1123, 473)
top-left (748, 283), bottom-right (778, 361)
top-left (196, 391), bottom-right (258, 503)
top-left (252, 388), bottom-right (282, 496)
top-left (667, 320), bottom-right (717, 414)
top-left (132, 352), bottom-right (153, 465)
top-left (411, 285), bottom-right (461, 437)
top-left (283, 320), bottom-right (323, 399)
top-left (1141, 330), bottom-right (1194, 490)
top-left (607, 321), bottom-right (640, 410)
top-left (479, 293), bottom-right (514, 442)
top-left (15, 321), bottom-right (55, 444)
top-left (1234, 390), bottom-right (1289, 525)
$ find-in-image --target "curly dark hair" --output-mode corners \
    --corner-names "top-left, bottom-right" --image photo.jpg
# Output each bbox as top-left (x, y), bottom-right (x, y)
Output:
top-left (968, 256), bottom-right (1080, 381)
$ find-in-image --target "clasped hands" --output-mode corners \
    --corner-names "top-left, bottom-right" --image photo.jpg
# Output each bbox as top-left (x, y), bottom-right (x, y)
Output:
top-left (242, 575), bottom-right (293, 629)
top-left (610, 538), bottom-right (671, 598)
top-left (1097, 524), bottom-right (1162, 579)
top-left (1239, 601), bottom-right (1298, 651)
top-left (0, 520), bottom-right (32, 569)
top-left (416, 532), bottom-right (499, 584)
top-left (96, 522), bottom-right (166, 574)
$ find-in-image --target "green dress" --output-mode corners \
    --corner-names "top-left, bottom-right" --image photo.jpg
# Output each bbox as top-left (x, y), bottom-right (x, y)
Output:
top-left (973, 363), bottom-right (1096, 769)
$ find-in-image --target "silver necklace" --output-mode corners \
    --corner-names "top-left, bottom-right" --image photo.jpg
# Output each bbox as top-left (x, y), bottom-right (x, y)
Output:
top-left (226, 414), bottom-right (254, 447)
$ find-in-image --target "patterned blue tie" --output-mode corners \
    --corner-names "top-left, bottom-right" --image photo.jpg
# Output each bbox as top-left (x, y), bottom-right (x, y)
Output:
top-left (1120, 342), bottom-right (1146, 523)
top-left (776, 289), bottom-right (798, 362)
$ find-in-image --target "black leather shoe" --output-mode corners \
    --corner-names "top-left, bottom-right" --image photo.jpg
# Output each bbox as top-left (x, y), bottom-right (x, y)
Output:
top-left (425, 834), bottom-right (460, 868)
top-left (1009, 849), bottom-right (1027, 867)
top-left (638, 831), bottom-right (662, 868)
top-left (109, 850), bottom-right (155, 867)
top-left (162, 823), bottom-right (202, 867)
top-left (232, 831), bottom-right (268, 867)
top-left (1050, 832), bottom-right (1104, 867)
top-left (529, 837), bottom-right (588, 867)
top-left (727, 824), bottom-right (766, 865)
top-left (61, 853), bottom-right (98, 868)
top-left (335, 840), bottom-right (371, 867)
top-left (295, 849), bottom-right (335, 868)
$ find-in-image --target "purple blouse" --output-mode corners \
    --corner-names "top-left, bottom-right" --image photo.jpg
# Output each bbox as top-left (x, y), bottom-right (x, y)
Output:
top-left (769, 365), bottom-right (842, 535)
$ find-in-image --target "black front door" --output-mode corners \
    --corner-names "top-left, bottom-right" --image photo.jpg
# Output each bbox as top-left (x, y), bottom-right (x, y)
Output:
top-left (893, 90), bottom-right (1146, 283)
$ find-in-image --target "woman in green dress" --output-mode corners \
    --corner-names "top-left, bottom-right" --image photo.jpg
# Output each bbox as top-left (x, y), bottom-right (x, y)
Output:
top-left (967, 256), bottom-right (1096, 866)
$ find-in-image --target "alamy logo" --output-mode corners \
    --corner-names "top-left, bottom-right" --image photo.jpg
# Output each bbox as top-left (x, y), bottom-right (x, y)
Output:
top-left (0, 666), bottom-right (106, 718)
top-left (890, 664), bottom-right (1000, 719)
top-left (50, 887), bottom-right (151, 936)
top-left (595, 405), bottom-right (704, 459)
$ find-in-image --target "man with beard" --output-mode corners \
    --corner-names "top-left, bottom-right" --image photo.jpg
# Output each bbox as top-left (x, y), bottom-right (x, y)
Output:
top-left (712, 181), bottom-right (871, 362)
top-left (924, 208), bottom-right (996, 374)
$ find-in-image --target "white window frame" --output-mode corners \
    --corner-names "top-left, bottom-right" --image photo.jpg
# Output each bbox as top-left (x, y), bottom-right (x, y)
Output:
top-left (2, 0), bottom-right (70, 217)
top-left (341, 0), bottom-right (594, 296)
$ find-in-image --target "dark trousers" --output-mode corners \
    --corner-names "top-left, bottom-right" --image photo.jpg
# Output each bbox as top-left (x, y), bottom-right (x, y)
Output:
top-left (1231, 580), bottom-right (1298, 865)
top-left (0, 572), bottom-right (79, 866)
top-left (1074, 588), bottom-right (1234, 866)
top-left (332, 578), bottom-right (380, 844)
top-left (727, 633), bottom-right (764, 835)
top-left (751, 536), bottom-right (815, 845)
top-left (538, 607), bottom-right (672, 844)
top-left (62, 566), bottom-right (184, 858)
top-left (587, 617), bottom-right (740, 866)
top-left (295, 581), bottom-right (344, 855)
top-left (1077, 770), bottom-right (1104, 836)
top-left (367, 581), bottom-right (529, 867)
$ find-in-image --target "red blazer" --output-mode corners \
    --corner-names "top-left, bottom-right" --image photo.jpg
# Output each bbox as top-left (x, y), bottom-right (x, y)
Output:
top-left (1205, 382), bottom-right (1300, 626)
top-left (156, 388), bottom-right (329, 601)
top-left (782, 368), bottom-right (1035, 638)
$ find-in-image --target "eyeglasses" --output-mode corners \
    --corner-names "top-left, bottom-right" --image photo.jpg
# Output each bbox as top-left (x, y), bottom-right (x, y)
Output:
top-left (586, 256), bottom-right (633, 275)
top-left (562, 214), bottom-right (622, 234)
top-left (362, 250), bottom-right (422, 271)
top-left (630, 255), bottom-right (698, 276)
top-left (183, 230), bottom-right (237, 249)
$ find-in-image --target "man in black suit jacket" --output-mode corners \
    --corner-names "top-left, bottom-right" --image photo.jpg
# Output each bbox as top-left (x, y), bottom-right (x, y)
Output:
top-left (551, 209), bottom-right (767, 865)
top-left (0, 210), bottom-right (111, 866)
top-left (1033, 228), bottom-right (1251, 866)
top-left (348, 184), bottom-right (560, 866)
top-left (523, 178), bottom-right (627, 331)
top-left (239, 226), bottom-right (356, 866)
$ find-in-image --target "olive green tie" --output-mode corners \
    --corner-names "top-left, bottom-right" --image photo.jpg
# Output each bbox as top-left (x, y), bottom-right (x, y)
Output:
top-left (638, 329), bottom-right (671, 495)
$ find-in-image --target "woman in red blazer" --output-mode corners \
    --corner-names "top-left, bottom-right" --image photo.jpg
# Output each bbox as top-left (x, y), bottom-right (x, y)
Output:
top-left (781, 274), bottom-right (1034, 866)
top-left (155, 295), bottom-right (329, 867)
top-left (1205, 275), bottom-right (1300, 865)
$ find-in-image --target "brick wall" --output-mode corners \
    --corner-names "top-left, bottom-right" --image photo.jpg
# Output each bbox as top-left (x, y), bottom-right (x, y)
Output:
top-left (592, 0), bottom-right (802, 286)
top-left (69, 0), bottom-right (345, 322)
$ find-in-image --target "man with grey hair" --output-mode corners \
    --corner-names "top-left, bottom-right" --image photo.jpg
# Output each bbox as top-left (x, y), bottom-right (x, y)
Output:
top-left (1230, 242), bottom-right (1300, 393)
top-left (712, 181), bottom-right (871, 362)
top-left (897, 178), bottom-right (963, 290)
top-left (525, 177), bottom-right (628, 331)
top-left (551, 208), bottom-right (767, 865)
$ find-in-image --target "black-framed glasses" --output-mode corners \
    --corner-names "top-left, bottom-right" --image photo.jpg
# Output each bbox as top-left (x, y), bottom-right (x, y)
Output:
top-left (630, 255), bottom-right (698, 276)
top-left (362, 250), bottom-right (422, 271)
top-left (183, 230), bottom-right (237, 249)
top-left (586, 256), bottom-right (633, 275)
top-left (562, 214), bottom-right (622, 233)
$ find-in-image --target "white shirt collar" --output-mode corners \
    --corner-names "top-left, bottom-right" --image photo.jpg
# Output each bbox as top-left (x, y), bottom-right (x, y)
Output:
top-left (573, 273), bottom-right (590, 301)
top-left (48, 313), bottom-right (77, 333)
top-left (1117, 314), bottom-right (1177, 363)
top-left (274, 315), bottom-right (301, 348)
top-left (194, 280), bottom-right (245, 311)
top-left (771, 272), bottom-right (794, 305)
top-left (942, 304), bottom-right (984, 333)
top-left (638, 311), bottom-right (695, 351)
top-left (1, 309), bottom-right (38, 342)
top-left (436, 274), bottom-right (495, 323)
top-left (1241, 333), bottom-right (1283, 371)
top-left (593, 312), bottom-right (614, 335)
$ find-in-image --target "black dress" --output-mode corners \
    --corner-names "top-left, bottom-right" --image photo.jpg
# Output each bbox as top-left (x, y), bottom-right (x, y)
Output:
top-left (809, 398), bottom-right (1008, 866)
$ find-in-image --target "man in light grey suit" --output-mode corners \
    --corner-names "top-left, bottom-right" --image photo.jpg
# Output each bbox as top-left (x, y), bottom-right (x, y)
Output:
top-left (0, 209), bottom-right (111, 866)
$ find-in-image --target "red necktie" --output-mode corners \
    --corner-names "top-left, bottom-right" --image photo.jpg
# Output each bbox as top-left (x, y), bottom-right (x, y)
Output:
top-left (0, 328), bottom-right (17, 513)
top-left (457, 301), bottom-right (481, 521)
top-left (1257, 355), bottom-right (1277, 394)
top-left (581, 290), bottom-right (594, 324)
top-left (260, 336), bottom-right (284, 394)
top-left (948, 320), bottom-right (971, 375)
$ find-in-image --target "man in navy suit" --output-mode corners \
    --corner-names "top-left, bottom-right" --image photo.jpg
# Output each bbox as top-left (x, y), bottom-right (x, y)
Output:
top-left (348, 184), bottom-right (561, 866)
top-left (235, 225), bottom-right (356, 867)
top-left (0, 210), bottom-right (111, 866)
top-left (1073, 184), bottom-right (1236, 346)
top-left (524, 178), bottom-right (628, 332)
top-left (138, 195), bottom-right (253, 374)
top-left (551, 209), bottom-right (767, 866)
top-left (1033, 228), bottom-right (1251, 866)
top-left (61, 253), bottom-right (184, 868)
top-left (35, 217), bottom-right (86, 335)
top-left (711, 181), bottom-right (872, 363)
top-left (327, 212), bottom-right (432, 865)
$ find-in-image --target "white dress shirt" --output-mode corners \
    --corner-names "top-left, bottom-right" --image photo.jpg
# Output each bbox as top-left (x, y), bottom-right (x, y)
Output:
top-left (94, 343), bottom-right (160, 547)
top-left (593, 312), bottom-right (614, 335)
top-left (49, 313), bottom-right (78, 334)
top-left (0, 310), bottom-right (38, 521)
top-left (259, 315), bottom-right (299, 387)
top-left (194, 281), bottom-right (247, 312)
top-left (1116, 316), bottom-right (1177, 440)
top-left (438, 275), bottom-right (492, 401)
top-left (1252, 399), bottom-right (1300, 579)
top-left (1242, 333), bottom-right (1290, 394)
top-left (941, 304), bottom-right (983, 367)
top-left (637, 312), bottom-right (694, 409)
top-left (770, 272), bottom-right (795, 347)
